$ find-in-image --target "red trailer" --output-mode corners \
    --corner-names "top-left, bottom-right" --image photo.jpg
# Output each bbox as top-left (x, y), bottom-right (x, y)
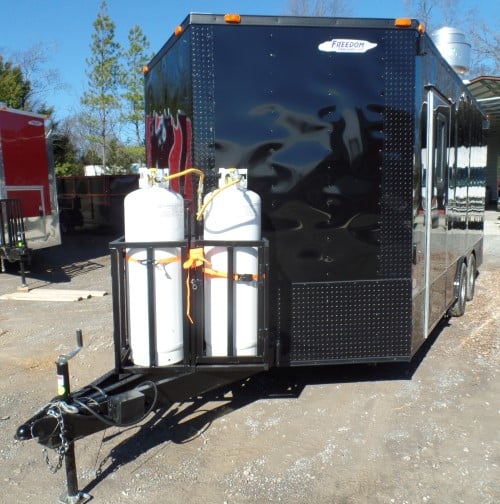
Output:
top-left (0, 106), bottom-right (61, 278)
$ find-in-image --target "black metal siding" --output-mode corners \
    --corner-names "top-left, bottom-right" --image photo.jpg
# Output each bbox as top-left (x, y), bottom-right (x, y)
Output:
top-left (206, 24), bottom-right (415, 363)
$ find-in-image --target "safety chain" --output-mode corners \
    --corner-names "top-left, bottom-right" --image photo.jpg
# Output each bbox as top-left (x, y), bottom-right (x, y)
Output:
top-left (41, 403), bottom-right (71, 474)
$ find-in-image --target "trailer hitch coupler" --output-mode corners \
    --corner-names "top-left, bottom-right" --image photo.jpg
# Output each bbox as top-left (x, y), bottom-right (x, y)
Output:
top-left (15, 423), bottom-right (32, 441)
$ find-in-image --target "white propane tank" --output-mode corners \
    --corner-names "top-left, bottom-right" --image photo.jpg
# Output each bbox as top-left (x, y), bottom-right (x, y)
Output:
top-left (124, 186), bottom-right (184, 366)
top-left (203, 174), bottom-right (261, 356)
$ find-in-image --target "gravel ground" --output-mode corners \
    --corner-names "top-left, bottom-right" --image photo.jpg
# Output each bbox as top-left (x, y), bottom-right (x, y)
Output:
top-left (0, 214), bottom-right (499, 504)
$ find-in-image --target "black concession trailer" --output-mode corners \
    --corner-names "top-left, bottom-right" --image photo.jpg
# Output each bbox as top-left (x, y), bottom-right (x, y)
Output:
top-left (15, 15), bottom-right (486, 502)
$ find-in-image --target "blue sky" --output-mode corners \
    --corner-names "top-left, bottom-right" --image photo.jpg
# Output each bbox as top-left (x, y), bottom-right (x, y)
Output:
top-left (1, 0), bottom-right (498, 121)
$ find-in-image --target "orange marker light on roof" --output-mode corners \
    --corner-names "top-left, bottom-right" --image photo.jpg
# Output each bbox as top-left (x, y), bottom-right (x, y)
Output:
top-left (142, 65), bottom-right (149, 74)
top-left (175, 25), bottom-right (183, 36)
top-left (418, 23), bottom-right (425, 34)
top-left (395, 18), bottom-right (412, 27)
top-left (224, 13), bottom-right (241, 24)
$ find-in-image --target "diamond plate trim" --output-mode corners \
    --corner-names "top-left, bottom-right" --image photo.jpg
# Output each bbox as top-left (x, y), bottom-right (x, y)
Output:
top-left (290, 280), bottom-right (412, 362)
top-left (380, 30), bottom-right (415, 278)
top-left (192, 26), bottom-right (216, 182)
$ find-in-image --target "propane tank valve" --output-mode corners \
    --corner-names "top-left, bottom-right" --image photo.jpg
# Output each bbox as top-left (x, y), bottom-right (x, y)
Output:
top-left (218, 167), bottom-right (248, 188)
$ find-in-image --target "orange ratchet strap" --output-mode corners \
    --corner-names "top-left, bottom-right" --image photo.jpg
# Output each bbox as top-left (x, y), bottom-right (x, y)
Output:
top-left (183, 248), bottom-right (211, 324)
top-left (182, 248), bottom-right (260, 324)
top-left (202, 268), bottom-right (259, 281)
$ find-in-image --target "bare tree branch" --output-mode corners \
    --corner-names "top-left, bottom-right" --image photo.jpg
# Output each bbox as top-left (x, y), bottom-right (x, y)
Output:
top-left (12, 42), bottom-right (66, 112)
top-left (286, 0), bottom-right (351, 17)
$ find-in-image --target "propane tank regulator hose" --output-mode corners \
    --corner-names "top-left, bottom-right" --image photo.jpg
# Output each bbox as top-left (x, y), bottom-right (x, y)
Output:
top-left (161, 167), bottom-right (205, 213)
top-left (196, 176), bottom-right (241, 221)
top-left (152, 166), bottom-right (243, 221)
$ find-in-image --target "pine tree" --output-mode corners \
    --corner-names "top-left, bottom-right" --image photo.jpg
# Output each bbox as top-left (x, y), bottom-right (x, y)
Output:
top-left (121, 24), bottom-right (153, 149)
top-left (81, 0), bottom-right (121, 172)
top-left (0, 56), bottom-right (30, 109)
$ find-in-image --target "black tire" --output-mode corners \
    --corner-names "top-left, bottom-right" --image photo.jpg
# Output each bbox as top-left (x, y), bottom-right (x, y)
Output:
top-left (449, 261), bottom-right (467, 317)
top-left (466, 254), bottom-right (476, 301)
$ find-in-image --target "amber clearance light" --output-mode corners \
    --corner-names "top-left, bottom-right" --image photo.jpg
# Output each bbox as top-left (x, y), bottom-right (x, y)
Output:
top-left (395, 18), bottom-right (412, 27)
top-left (224, 13), bottom-right (241, 24)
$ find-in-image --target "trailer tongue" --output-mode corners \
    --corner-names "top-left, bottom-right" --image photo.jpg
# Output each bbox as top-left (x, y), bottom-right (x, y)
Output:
top-left (14, 14), bottom-right (485, 502)
top-left (15, 333), bottom-right (268, 449)
top-left (16, 223), bottom-right (270, 503)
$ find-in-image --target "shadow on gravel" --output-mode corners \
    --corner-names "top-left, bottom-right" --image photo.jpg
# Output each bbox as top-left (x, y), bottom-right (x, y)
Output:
top-left (80, 316), bottom-right (449, 496)
top-left (14, 230), bottom-right (119, 285)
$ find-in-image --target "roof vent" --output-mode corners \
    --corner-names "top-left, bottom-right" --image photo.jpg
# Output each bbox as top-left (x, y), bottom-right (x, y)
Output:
top-left (431, 26), bottom-right (471, 75)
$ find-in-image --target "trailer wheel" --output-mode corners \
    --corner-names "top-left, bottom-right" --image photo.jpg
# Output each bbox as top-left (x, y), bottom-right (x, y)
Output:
top-left (449, 261), bottom-right (467, 317)
top-left (466, 254), bottom-right (476, 302)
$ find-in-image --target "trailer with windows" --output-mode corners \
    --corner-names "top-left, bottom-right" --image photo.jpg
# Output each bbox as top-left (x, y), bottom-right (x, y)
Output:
top-left (0, 106), bottom-right (61, 281)
top-left (15, 15), bottom-right (486, 502)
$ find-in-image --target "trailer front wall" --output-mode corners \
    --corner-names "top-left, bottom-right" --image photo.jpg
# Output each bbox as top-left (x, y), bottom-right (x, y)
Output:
top-left (145, 19), bottom-right (421, 365)
top-left (0, 109), bottom-right (61, 250)
top-left (0, 110), bottom-right (52, 215)
top-left (214, 23), bottom-right (415, 364)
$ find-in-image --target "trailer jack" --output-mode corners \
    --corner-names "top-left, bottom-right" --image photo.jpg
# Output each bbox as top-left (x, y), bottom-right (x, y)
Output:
top-left (15, 329), bottom-right (152, 503)
top-left (37, 330), bottom-right (91, 503)
top-left (15, 330), bottom-right (153, 502)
